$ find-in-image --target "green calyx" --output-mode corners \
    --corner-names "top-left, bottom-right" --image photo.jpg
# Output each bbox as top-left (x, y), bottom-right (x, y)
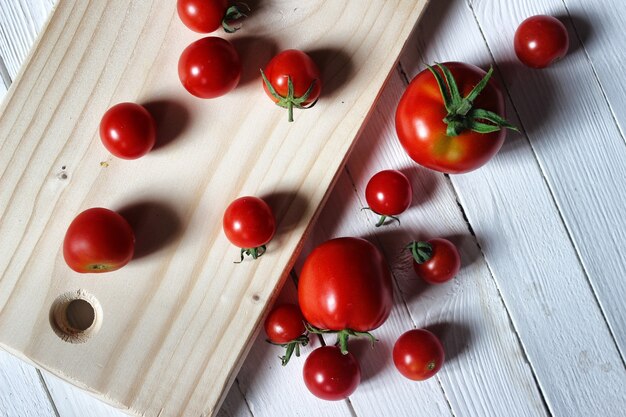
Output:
top-left (361, 207), bottom-right (400, 227)
top-left (426, 63), bottom-right (519, 137)
top-left (222, 4), bottom-right (248, 33)
top-left (267, 335), bottom-right (310, 366)
top-left (234, 245), bottom-right (267, 263)
top-left (260, 70), bottom-right (318, 122)
top-left (306, 323), bottom-right (378, 355)
top-left (405, 241), bottom-right (433, 264)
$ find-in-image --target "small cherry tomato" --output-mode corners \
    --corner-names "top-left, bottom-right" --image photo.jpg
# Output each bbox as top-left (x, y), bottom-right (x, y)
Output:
top-left (393, 329), bottom-right (444, 381)
top-left (99, 103), bottom-right (156, 159)
top-left (177, 0), bottom-right (245, 34)
top-left (223, 196), bottom-right (276, 261)
top-left (265, 303), bottom-right (308, 365)
top-left (303, 346), bottom-right (361, 400)
top-left (63, 208), bottom-right (135, 273)
top-left (406, 238), bottom-right (460, 284)
top-left (365, 169), bottom-right (412, 227)
top-left (178, 37), bottom-right (241, 99)
top-left (261, 49), bottom-right (321, 122)
top-left (514, 15), bottom-right (569, 68)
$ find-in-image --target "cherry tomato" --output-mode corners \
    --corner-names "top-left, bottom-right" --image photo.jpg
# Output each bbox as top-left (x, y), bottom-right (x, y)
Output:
top-left (365, 169), bottom-right (412, 226)
top-left (261, 49), bottom-right (321, 122)
top-left (514, 15), bottom-right (569, 69)
top-left (177, 0), bottom-right (244, 34)
top-left (393, 329), bottom-right (444, 381)
top-left (99, 103), bottom-right (156, 160)
top-left (178, 37), bottom-right (241, 99)
top-left (406, 238), bottom-right (460, 284)
top-left (298, 237), bottom-right (393, 351)
top-left (396, 62), bottom-right (517, 174)
top-left (63, 208), bottom-right (135, 273)
top-left (265, 303), bottom-right (308, 365)
top-left (223, 196), bottom-right (276, 261)
top-left (303, 346), bottom-right (361, 400)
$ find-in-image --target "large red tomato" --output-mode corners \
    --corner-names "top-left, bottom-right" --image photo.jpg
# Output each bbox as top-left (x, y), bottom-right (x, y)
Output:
top-left (298, 237), bottom-right (393, 351)
top-left (396, 62), bottom-right (517, 174)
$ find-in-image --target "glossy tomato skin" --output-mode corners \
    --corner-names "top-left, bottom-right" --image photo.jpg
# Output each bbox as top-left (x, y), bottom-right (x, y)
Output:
top-left (365, 170), bottom-right (412, 216)
top-left (298, 237), bottom-right (393, 332)
top-left (393, 329), bottom-right (444, 381)
top-left (63, 208), bottom-right (135, 273)
top-left (413, 238), bottom-right (460, 284)
top-left (396, 62), bottom-right (506, 174)
top-left (99, 103), bottom-right (156, 160)
top-left (262, 49), bottom-right (321, 105)
top-left (514, 15), bottom-right (569, 69)
top-left (177, 0), bottom-right (228, 33)
top-left (178, 37), bottom-right (241, 99)
top-left (264, 303), bottom-right (306, 344)
top-left (303, 346), bottom-right (361, 400)
top-left (223, 196), bottom-right (276, 249)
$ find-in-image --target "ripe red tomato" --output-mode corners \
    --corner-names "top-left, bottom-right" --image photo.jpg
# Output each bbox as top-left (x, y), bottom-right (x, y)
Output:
top-left (407, 238), bottom-right (460, 284)
top-left (178, 37), bottom-right (241, 99)
top-left (223, 196), bottom-right (276, 261)
top-left (514, 15), bottom-right (569, 69)
top-left (63, 208), bottom-right (135, 273)
top-left (396, 62), bottom-right (517, 174)
top-left (261, 49), bottom-right (321, 122)
top-left (99, 103), bottom-right (156, 160)
top-left (393, 329), bottom-right (444, 381)
top-left (365, 169), bottom-right (412, 226)
top-left (298, 237), bottom-right (393, 349)
top-left (264, 303), bottom-right (308, 365)
top-left (177, 0), bottom-right (244, 33)
top-left (303, 346), bottom-right (361, 400)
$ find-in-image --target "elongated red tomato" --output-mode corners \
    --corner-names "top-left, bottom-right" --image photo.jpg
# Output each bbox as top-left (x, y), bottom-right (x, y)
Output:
top-left (298, 237), bottom-right (393, 332)
top-left (303, 346), bottom-right (361, 400)
top-left (396, 62), bottom-right (517, 174)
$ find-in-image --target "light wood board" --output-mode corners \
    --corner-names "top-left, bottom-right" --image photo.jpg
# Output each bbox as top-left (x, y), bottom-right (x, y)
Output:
top-left (0, 1), bottom-right (428, 416)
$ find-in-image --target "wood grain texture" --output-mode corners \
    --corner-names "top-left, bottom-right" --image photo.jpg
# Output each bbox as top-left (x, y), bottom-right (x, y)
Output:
top-left (0, 1), bottom-right (427, 416)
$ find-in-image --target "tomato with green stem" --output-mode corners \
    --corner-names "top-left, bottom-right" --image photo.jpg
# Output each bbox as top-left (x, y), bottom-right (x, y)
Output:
top-left (223, 196), bottom-right (276, 262)
top-left (364, 169), bottom-right (412, 227)
top-left (261, 50), bottom-right (321, 122)
top-left (264, 303), bottom-right (309, 366)
top-left (406, 238), bottom-right (460, 284)
top-left (303, 346), bottom-right (361, 400)
top-left (177, 0), bottom-right (246, 34)
top-left (393, 329), bottom-right (444, 381)
top-left (396, 62), bottom-right (518, 174)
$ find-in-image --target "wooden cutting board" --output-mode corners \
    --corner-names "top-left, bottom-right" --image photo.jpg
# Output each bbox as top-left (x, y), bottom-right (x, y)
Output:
top-left (0, 0), bottom-right (427, 415)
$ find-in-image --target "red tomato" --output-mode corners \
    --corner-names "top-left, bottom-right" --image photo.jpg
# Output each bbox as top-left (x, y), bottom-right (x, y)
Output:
top-left (393, 329), bottom-right (444, 381)
top-left (303, 346), bottom-right (361, 400)
top-left (264, 303), bottom-right (306, 344)
top-left (365, 169), bottom-right (412, 226)
top-left (178, 37), bottom-right (241, 99)
top-left (223, 196), bottom-right (276, 261)
top-left (63, 208), bottom-right (135, 273)
top-left (99, 103), bottom-right (156, 160)
top-left (396, 62), bottom-right (517, 174)
top-left (261, 50), bottom-right (321, 122)
top-left (298, 237), bottom-right (393, 333)
top-left (514, 15), bottom-right (569, 69)
top-left (177, 0), bottom-right (244, 33)
top-left (407, 238), bottom-right (460, 284)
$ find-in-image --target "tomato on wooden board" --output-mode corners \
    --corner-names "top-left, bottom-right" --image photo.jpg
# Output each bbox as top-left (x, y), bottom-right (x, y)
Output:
top-left (261, 49), bottom-right (321, 122)
top-left (365, 169), bottom-right (412, 227)
top-left (177, 0), bottom-right (245, 34)
top-left (298, 237), bottom-right (393, 353)
top-left (393, 329), bottom-right (444, 381)
top-left (178, 37), bottom-right (241, 99)
top-left (514, 15), bottom-right (569, 69)
top-left (406, 238), bottom-right (460, 284)
top-left (395, 62), bottom-right (518, 174)
top-left (223, 196), bottom-right (276, 262)
top-left (63, 208), bottom-right (135, 273)
top-left (303, 346), bottom-right (361, 400)
top-left (264, 303), bottom-right (309, 366)
top-left (99, 102), bottom-right (156, 160)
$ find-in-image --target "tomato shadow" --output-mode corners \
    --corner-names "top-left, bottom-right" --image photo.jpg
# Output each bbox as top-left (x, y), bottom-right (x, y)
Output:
top-left (260, 190), bottom-right (309, 244)
top-left (442, 233), bottom-right (481, 271)
top-left (142, 99), bottom-right (191, 151)
top-left (424, 321), bottom-right (471, 365)
top-left (349, 336), bottom-right (390, 384)
top-left (231, 35), bottom-right (278, 87)
top-left (554, 13), bottom-right (590, 55)
top-left (307, 47), bottom-right (354, 99)
top-left (117, 200), bottom-right (183, 260)
top-left (399, 166), bottom-right (440, 209)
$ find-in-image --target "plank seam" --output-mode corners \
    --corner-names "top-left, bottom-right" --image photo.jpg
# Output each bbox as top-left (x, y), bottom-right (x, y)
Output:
top-left (233, 378), bottom-right (255, 417)
top-left (0, 54), bottom-right (11, 88)
top-left (36, 369), bottom-right (61, 417)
